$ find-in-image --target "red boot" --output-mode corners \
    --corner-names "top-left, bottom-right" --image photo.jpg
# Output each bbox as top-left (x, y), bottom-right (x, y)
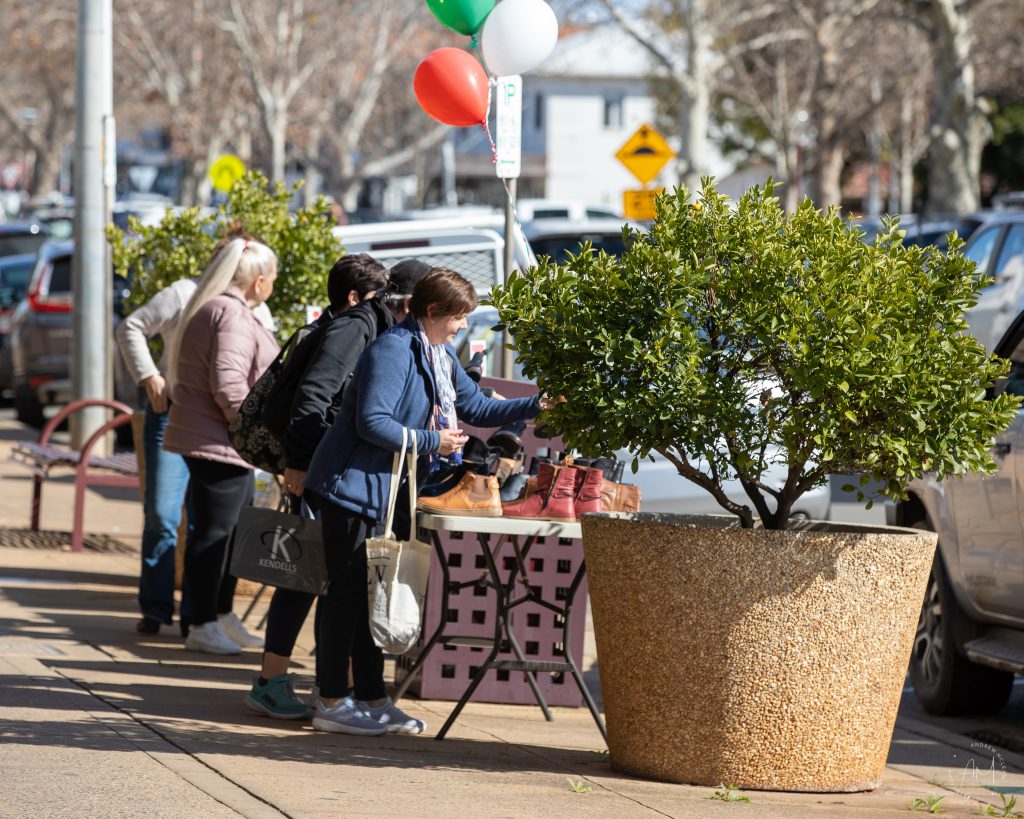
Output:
top-left (502, 462), bottom-right (578, 522)
top-left (573, 466), bottom-right (604, 518)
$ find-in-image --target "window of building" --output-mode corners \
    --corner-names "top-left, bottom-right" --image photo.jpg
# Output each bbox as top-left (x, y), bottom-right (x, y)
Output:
top-left (603, 95), bottom-right (624, 128)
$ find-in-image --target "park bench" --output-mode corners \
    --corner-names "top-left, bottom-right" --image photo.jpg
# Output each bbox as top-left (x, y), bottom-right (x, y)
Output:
top-left (9, 398), bottom-right (139, 552)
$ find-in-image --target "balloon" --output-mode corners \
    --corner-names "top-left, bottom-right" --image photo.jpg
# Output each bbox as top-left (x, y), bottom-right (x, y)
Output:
top-left (480, 0), bottom-right (558, 77)
top-left (425, 0), bottom-right (494, 36)
top-left (414, 48), bottom-right (490, 127)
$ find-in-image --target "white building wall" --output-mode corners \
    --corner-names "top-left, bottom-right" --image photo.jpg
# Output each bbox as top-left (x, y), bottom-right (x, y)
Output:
top-left (537, 78), bottom-right (678, 209)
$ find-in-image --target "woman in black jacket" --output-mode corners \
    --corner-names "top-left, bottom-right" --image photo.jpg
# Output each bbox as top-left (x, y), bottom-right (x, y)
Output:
top-left (245, 255), bottom-right (430, 719)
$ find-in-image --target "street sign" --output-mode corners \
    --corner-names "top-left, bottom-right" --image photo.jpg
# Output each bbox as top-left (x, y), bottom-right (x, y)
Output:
top-left (623, 187), bottom-right (662, 221)
top-left (615, 123), bottom-right (675, 185)
top-left (495, 75), bottom-right (522, 179)
top-left (209, 154), bottom-right (246, 192)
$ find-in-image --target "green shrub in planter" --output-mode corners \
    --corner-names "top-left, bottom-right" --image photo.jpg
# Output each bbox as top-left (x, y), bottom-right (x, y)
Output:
top-left (490, 179), bottom-right (1019, 529)
top-left (108, 170), bottom-right (340, 341)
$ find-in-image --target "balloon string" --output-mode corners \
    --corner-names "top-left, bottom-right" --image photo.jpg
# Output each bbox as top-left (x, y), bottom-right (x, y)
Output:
top-left (482, 79), bottom-right (497, 165)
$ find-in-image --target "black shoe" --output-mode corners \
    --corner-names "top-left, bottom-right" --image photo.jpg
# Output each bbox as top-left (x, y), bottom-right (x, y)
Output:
top-left (179, 618), bottom-right (191, 638)
top-left (136, 617), bottom-right (161, 635)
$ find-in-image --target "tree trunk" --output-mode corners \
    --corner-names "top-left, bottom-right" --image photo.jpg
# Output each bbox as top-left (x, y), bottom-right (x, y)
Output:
top-left (31, 145), bottom-right (63, 197)
top-left (813, 141), bottom-right (844, 208)
top-left (924, 0), bottom-right (987, 214)
top-left (677, 1), bottom-right (712, 195)
top-left (270, 110), bottom-right (287, 183)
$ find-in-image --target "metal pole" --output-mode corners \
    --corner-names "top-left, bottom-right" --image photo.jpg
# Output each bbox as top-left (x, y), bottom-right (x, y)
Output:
top-left (71, 0), bottom-right (113, 449)
top-left (501, 177), bottom-right (517, 379)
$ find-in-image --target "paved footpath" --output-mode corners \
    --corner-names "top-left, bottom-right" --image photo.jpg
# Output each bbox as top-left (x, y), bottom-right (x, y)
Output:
top-left (2, 421), bottom-right (1024, 816)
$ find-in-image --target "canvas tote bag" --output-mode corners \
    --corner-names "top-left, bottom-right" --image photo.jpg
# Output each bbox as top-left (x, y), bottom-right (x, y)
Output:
top-left (365, 427), bottom-right (432, 654)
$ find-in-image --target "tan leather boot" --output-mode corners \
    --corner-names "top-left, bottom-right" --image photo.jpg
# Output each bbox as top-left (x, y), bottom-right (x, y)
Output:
top-left (600, 479), bottom-right (642, 513)
top-left (417, 471), bottom-right (502, 517)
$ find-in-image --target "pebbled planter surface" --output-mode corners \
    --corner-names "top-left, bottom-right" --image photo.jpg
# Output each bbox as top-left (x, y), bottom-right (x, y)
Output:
top-left (581, 513), bottom-right (936, 792)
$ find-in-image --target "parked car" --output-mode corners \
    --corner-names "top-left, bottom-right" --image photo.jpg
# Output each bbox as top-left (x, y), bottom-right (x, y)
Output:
top-left (0, 222), bottom-right (51, 259)
top-left (0, 253), bottom-right (39, 395)
top-left (856, 214), bottom-right (987, 251)
top-left (8, 240), bottom-right (135, 427)
top-left (957, 211), bottom-right (1024, 352)
top-left (516, 199), bottom-right (621, 223)
top-left (522, 216), bottom-right (637, 264)
top-left (890, 307), bottom-right (1024, 716)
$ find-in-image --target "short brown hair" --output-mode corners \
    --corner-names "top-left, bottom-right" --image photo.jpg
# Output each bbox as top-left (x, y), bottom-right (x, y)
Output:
top-left (410, 267), bottom-right (478, 320)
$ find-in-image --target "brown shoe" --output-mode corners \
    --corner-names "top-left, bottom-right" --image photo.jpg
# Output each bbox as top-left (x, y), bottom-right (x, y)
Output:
top-left (600, 479), bottom-right (642, 513)
top-left (417, 471), bottom-right (502, 517)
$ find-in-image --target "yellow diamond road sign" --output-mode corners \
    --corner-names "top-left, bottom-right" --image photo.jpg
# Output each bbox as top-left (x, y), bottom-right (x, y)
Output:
top-left (615, 123), bottom-right (675, 185)
top-left (623, 188), bottom-right (662, 221)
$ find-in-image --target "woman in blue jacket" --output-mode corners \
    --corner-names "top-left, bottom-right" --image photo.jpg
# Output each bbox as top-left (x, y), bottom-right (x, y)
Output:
top-left (303, 268), bottom-right (542, 736)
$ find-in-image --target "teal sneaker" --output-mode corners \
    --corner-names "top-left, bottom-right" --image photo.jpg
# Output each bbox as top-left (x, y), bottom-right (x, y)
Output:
top-left (245, 674), bottom-right (313, 720)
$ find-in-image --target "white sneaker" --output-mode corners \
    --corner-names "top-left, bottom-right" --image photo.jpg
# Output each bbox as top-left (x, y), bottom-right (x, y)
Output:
top-left (217, 611), bottom-right (265, 648)
top-left (185, 621), bottom-right (242, 655)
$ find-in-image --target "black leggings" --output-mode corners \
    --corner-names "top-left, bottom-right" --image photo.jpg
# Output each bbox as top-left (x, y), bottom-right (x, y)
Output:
top-left (183, 457), bottom-right (253, 626)
top-left (314, 495), bottom-right (384, 701)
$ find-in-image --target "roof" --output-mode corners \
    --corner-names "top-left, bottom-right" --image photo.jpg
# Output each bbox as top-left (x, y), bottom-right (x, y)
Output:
top-left (535, 23), bottom-right (660, 80)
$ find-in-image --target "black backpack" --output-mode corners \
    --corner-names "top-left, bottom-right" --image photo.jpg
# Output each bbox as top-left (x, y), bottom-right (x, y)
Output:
top-left (229, 310), bottom-right (375, 473)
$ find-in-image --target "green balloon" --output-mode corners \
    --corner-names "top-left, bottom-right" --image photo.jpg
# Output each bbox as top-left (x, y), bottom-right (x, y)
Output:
top-left (426, 0), bottom-right (494, 36)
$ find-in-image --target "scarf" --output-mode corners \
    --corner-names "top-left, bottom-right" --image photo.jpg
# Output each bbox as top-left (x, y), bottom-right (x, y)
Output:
top-left (416, 317), bottom-right (461, 468)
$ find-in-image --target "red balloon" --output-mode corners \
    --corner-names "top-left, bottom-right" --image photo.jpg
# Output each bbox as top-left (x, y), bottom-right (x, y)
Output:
top-left (414, 48), bottom-right (490, 127)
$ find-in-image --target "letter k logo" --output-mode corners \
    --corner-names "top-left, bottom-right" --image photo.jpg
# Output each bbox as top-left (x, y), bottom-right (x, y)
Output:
top-left (268, 528), bottom-right (293, 562)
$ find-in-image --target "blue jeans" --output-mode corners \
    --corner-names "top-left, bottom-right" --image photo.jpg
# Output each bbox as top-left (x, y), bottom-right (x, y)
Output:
top-left (138, 405), bottom-right (190, 624)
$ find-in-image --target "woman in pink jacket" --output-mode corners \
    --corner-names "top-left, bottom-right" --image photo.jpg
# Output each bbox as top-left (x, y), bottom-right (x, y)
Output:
top-left (164, 237), bottom-right (280, 655)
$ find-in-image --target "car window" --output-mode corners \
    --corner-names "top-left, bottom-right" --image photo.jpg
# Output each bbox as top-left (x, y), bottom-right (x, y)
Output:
top-left (531, 208), bottom-right (570, 219)
top-left (530, 233), bottom-right (629, 263)
top-left (585, 208), bottom-right (619, 220)
top-left (1001, 332), bottom-right (1024, 397)
top-left (48, 256), bottom-right (72, 293)
top-left (963, 227), bottom-right (1001, 276)
top-left (0, 233), bottom-right (48, 258)
top-left (993, 225), bottom-right (1024, 283)
top-left (0, 259), bottom-right (35, 295)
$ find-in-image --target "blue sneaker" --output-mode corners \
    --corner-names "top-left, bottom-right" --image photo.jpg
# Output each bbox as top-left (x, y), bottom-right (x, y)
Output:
top-left (312, 697), bottom-right (387, 736)
top-left (357, 697), bottom-right (426, 734)
top-left (245, 674), bottom-right (313, 720)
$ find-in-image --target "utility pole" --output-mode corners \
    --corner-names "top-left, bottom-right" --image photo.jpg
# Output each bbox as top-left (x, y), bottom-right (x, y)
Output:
top-left (71, 0), bottom-right (113, 449)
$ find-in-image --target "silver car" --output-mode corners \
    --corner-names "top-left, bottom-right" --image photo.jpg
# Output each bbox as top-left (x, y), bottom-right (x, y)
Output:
top-left (892, 307), bottom-right (1024, 716)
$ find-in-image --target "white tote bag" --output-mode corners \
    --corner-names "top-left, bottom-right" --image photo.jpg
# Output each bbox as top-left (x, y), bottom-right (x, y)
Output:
top-left (365, 427), bottom-right (433, 655)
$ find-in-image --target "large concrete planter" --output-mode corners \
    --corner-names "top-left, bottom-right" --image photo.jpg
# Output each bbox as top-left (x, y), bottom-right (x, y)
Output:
top-left (581, 512), bottom-right (936, 792)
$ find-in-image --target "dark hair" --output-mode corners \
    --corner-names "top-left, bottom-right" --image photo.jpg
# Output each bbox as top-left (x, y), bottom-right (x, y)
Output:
top-left (410, 267), bottom-right (478, 320)
top-left (327, 253), bottom-right (388, 309)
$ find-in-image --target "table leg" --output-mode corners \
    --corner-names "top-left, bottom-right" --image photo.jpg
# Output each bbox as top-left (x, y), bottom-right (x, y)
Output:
top-left (564, 558), bottom-right (607, 740)
top-left (394, 530), bottom-right (451, 703)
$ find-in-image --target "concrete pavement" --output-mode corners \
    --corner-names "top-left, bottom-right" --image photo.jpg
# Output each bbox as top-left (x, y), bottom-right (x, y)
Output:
top-left (2, 418), bottom-right (1024, 816)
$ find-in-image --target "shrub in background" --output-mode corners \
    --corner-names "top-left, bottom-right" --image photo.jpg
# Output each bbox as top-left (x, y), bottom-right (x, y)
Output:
top-left (108, 170), bottom-right (341, 341)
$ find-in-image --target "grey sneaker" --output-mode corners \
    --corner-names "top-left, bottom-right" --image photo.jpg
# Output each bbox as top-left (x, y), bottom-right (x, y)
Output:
top-left (357, 697), bottom-right (426, 734)
top-left (312, 697), bottom-right (387, 736)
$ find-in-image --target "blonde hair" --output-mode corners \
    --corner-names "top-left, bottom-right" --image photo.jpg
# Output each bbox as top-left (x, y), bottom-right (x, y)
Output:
top-left (167, 237), bottom-right (277, 388)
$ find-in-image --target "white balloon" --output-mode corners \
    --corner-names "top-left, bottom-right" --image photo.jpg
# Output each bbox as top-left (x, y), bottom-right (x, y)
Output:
top-left (480, 0), bottom-right (559, 77)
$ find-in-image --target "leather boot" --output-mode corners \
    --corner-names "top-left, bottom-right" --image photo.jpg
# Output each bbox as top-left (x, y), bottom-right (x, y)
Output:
top-left (600, 479), bottom-right (642, 513)
top-left (573, 466), bottom-right (604, 517)
top-left (503, 462), bottom-right (578, 522)
top-left (417, 471), bottom-right (502, 517)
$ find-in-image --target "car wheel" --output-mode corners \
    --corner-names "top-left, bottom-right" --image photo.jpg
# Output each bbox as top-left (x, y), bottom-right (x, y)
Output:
top-left (909, 555), bottom-right (1014, 716)
top-left (14, 384), bottom-right (45, 428)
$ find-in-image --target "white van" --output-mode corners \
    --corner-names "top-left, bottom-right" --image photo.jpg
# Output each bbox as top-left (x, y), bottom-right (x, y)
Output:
top-left (333, 215), bottom-right (535, 296)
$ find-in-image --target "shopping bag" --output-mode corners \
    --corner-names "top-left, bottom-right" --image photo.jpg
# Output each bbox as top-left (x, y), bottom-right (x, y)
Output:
top-left (365, 428), bottom-right (432, 655)
top-left (229, 503), bottom-right (328, 595)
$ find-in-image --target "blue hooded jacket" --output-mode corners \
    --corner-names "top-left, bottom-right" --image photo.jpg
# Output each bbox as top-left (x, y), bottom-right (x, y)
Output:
top-left (304, 316), bottom-right (540, 522)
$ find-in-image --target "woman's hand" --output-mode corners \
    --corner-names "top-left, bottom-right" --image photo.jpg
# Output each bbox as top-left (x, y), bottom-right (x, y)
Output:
top-left (143, 374), bottom-right (169, 413)
top-left (283, 467), bottom-right (306, 497)
top-left (538, 394), bottom-right (566, 411)
top-left (438, 428), bottom-right (469, 455)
